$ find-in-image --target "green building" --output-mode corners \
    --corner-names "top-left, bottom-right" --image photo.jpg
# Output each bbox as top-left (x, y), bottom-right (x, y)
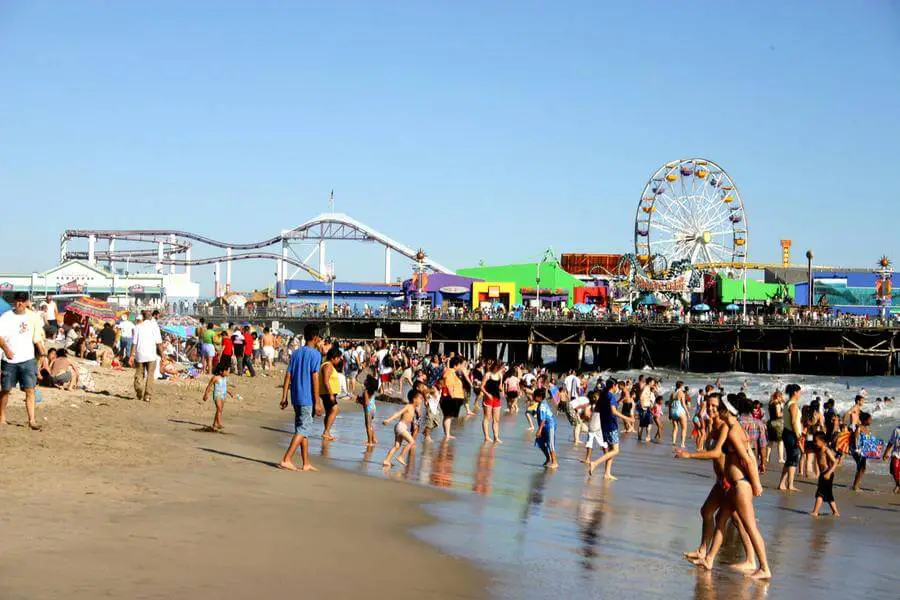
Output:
top-left (718, 275), bottom-right (794, 305)
top-left (457, 261), bottom-right (582, 306)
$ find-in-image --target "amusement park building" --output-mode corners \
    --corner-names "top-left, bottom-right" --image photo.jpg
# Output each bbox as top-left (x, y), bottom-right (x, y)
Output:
top-left (457, 261), bottom-right (583, 307)
top-left (281, 279), bottom-right (402, 312)
top-left (790, 271), bottom-right (898, 316)
top-left (0, 260), bottom-right (199, 308)
top-left (401, 273), bottom-right (482, 309)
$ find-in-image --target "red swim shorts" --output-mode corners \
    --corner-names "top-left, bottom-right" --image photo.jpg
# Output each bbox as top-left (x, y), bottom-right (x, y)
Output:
top-left (483, 394), bottom-right (502, 409)
top-left (891, 457), bottom-right (900, 482)
top-left (380, 373), bottom-right (391, 383)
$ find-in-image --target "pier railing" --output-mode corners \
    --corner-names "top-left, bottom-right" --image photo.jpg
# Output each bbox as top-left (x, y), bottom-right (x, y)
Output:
top-left (195, 305), bottom-right (899, 330)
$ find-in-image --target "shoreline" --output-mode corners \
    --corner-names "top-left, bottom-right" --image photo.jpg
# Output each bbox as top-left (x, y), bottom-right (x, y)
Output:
top-left (0, 363), bottom-right (487, 600)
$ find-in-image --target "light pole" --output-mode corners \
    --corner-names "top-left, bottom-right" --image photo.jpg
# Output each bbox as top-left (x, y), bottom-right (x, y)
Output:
top-left (329, 261), bottom-right (336, 314)
top-left (806, 249), bottom-right (814, 311)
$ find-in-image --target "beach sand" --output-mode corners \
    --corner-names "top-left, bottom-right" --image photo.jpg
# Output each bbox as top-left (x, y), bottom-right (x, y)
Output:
top-left (0, 364), bottom-right (486, 600)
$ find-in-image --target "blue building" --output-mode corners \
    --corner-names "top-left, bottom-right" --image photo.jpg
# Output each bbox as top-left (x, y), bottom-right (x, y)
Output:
top-left (282, 280), bottom-right (402, 313)
top-left (776, 270), bottom-right (897, 316)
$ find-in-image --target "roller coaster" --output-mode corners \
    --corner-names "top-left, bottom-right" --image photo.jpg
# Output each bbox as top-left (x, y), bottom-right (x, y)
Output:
top-left (61, 212), bottom-right (453, 293)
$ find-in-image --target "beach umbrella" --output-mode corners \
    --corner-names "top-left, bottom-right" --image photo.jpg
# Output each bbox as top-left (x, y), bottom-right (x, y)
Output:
top-left (65, 296), bottom-right (117, 322)
top-left (226, 294), bottom-right (247, 307)
top-left (0, 298), bottom-right (10, 316)
top-left (725, 303), bottom-right (740, 312)
top-left (162, 325), bottom-right (195, 339)
top-left (159, 315), bottom-right (200, 327)
top-left (692, 303), bottom-right (711, 312)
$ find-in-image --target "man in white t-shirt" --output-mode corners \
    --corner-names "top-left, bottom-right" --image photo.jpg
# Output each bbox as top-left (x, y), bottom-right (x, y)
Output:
top-left (0, 292), bottom-right (45, 429)
top-left (563, 370), bottom-right (579, 399)
top-left (116, 316), bottom-right (136, 358)
top-left (129, 310), bottom-right (163, 402)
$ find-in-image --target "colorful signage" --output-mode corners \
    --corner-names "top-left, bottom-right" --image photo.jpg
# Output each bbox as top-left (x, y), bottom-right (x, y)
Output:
top-left (57, 280), bottom-right (84, 294)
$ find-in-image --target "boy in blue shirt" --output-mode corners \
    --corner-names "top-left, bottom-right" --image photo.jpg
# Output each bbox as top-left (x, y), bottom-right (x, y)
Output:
top-left (279, 324), bottom-right (324, 472)
top-left (534, 388), bottom-right (558, 469)
top-left (589, 379), bottom-right (633, 479)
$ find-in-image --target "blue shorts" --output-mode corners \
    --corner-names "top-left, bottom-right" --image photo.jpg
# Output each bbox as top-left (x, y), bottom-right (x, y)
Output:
top-left (603, 428), bottom-right (620, 447)
top-left (293, 404), bottom-right (313, 437)
top-left (120, 338), bottom-right (133, 357)
top-left (536, 426), bottom-right (557, 454)
top-left (1, 359), bottom-right (38, 392)
top-left (201, 343), bottom-right (216, 358)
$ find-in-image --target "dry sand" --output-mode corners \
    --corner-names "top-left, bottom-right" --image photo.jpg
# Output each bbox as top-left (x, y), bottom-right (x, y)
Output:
top-left (0, 361), bottom-right (486, 600)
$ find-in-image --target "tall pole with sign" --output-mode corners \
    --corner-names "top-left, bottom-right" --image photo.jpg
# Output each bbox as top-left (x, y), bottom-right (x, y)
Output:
top-left (875, 256), bottom-right (893, 321)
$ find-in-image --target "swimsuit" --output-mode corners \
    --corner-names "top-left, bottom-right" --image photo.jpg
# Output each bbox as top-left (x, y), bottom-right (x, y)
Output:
top-left (212, 377), bottom-right (227, 402)
top-left (816, 472), bottom-right (836, 503)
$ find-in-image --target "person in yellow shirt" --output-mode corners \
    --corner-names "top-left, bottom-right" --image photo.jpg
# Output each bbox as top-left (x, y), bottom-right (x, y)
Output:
top-left (319, 347), bottom-right (343, 441)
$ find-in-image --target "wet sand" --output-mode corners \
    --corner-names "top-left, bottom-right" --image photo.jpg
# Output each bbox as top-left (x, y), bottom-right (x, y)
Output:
top-left (0, 365), bottom-right (486, 600)
top-left (307, 399), bottom-right (900, 600)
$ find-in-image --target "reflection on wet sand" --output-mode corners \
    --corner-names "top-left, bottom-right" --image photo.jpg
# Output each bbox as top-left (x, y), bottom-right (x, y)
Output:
top-left (299, 405), bottom-right (899, 600)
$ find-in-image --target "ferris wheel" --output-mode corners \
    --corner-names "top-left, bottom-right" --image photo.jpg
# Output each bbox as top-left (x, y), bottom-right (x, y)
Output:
top-left (634, 158), bottom-right (748, 277)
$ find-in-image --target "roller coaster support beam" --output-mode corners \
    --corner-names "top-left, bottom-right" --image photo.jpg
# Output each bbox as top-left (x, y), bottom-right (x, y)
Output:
top-left (214, 262), bottom-right (221, 297)
top-left (88, 235), bottom-right (96, 266)
top-left (226, 247), bottom-right (232, 292)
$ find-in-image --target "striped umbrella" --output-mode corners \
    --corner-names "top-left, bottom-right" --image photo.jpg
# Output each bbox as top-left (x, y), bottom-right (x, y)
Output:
top-left (65, 296), bottom-right (117, 322)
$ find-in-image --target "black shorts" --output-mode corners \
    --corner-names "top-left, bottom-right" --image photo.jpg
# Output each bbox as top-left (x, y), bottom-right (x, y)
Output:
top-left (783, 430), bottom-right (802, 467)
top-left (440, 396), bottom-right (463, 419)
top-left (506, 390), bottom-right (519, 400)
top-left (320, 395), bottom-right (338, 412)
top-left (816, 473), bottom-right (835, 503)
top-left (852, 451), bottom-right (867, 471)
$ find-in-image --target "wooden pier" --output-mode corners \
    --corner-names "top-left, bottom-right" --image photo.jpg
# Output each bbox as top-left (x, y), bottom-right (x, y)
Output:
top-left (201, 315), bottom-right (899, 376)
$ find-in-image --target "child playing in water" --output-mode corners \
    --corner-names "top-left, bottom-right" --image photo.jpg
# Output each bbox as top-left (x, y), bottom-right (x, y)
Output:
top-left (851, 412), bottom-right (874, 492)
top-left (582, 390), bottom-right (607, 463)
top-left (525, 388), bottom-right (539, 431)
top-left (382, 389), bottom-right (422, 467)
top-left (358, 375), bottom-right (379, 446)
top-left (883, 424), bottom-right (900, 494)
top-left (810, 431), bottom-right (840, 517)
top-left (202, 362), bottom-right (234, 431)
top-left (652, 395), bottom-right (665, 441)
top-left (534, 388), bottom-right (558, 469)
top-left (422, 384), bottom-right (442, 442)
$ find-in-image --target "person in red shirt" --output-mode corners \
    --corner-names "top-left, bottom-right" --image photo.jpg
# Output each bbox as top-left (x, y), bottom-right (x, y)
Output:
top-left (239, 326), bottom-right (256, 377)
top-left (219, 329), bottom-right (234, 373)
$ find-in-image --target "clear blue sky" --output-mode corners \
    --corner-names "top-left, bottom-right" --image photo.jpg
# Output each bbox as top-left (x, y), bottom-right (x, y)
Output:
top-left (2, 1), bottom-right (898, 293)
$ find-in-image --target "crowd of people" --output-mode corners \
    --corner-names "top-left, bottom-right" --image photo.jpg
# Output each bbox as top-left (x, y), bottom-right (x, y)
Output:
top-left (4, 293), bottom-right (900, 582)
top-left (271, 326), bottom-right (900, 582)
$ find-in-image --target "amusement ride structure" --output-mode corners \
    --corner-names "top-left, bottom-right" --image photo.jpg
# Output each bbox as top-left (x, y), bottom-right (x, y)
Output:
top-left (618, 158), bottom-right (750, 303)
top-left (60, 212), bottom-right (453, 296)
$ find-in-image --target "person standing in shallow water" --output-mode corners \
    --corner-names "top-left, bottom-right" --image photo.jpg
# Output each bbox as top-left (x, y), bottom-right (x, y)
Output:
top-left (778, 384), bottom-right (803, 491)
top-left (589, 379), bottom-right (633, 480)
top-left (279, 324), bottom-right (323, 472)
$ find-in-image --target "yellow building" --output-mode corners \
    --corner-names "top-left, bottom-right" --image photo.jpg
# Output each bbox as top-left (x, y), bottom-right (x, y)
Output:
top-left (471, 281), bottom-right (516, 310)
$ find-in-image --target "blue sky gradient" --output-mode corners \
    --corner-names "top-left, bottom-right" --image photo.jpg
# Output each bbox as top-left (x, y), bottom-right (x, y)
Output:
top-left (2, 1), bottom-right (898, 292)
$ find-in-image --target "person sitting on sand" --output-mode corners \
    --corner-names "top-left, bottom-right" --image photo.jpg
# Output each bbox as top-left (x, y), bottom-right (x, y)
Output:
top-left (38, 348), bottom-right (57, 386)
top-left (810, 432), bottom-right (840, 517)
top-left (358, 375), bottom-right (379, 446)
top-left (533, 388), bottom-right (558, 469)
top-left (382, 389), bottom-right (421, 468)
top-left (46, 349), bottom-right (79, 390)
top-left (203, 361), bottom-right (234, 431)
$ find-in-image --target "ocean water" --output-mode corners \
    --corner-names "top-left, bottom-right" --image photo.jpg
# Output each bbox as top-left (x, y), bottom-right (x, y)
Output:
top-left (297, 371), bottom-right (900, 600)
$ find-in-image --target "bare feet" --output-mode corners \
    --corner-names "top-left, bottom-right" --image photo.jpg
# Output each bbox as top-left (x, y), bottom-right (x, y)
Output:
top-left (548, 462), bottom-right (558, 469)
top-left (729, 561), bottom-right (757, 574)
top-left (396, 456), bottom-right (407, 466)
top-left (527, 426), bottom-right (535, 431)
top-left (588, 462), bottom-right (595, 476)
top-left (832, 511), bottom-right (840, 517)
top-left (809, 511), bottom-right (819, 517)
top-left (444, 435), bottom-right (455, 440)
top-left (683, 551), bottom-right (704, 563)
top-left (383, 460), bottom-right (392, 467)
top-left (695, 557), bottom-right (713, 571)
top-left (604, 474), bottom-right (617, 481)
top-left (28, 422), bottom-right (42, 431)
top-left (494, 439), bottom-right (503, 444)
top-left (322, 433), bottom-right (336, 441)
top-left (278, 461), bottom-right (299, 472)
top-left (789, 486), bottom-right (800, 492)
top-left (749, 568), bottom-right (772, 580)
top-left (300, 464), bottom-right (318, 472)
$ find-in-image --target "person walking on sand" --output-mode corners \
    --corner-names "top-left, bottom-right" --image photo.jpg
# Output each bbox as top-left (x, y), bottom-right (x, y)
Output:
top-left (694, 396), bottom-right (772, 580)
top-left (319, 346), bottom-right (343, 441)
top-left (810, 432), bottom-right (840, 517)
top-left (778, 384), bottom-right (803, 491)
top-left (675, 392), bottom-right (757, 574)
top-left (382, 389), bottom-right (422, 467)
top-left (359, 375), bottom-right (379, 447)
top-left (0, 292), bottom-right (45, 430)
top-left (130, 310), bottom-right (164, 403)
top-left (850, 412), bottom-right (874, 492)
top-left (589, 379), bottom-right (634, 479)
top-left (203, 362), bottom-right (234, 431)
top-left (439, 356), bottom-right (466, 440)
top-left (279, 324), bottom-right (324, 472)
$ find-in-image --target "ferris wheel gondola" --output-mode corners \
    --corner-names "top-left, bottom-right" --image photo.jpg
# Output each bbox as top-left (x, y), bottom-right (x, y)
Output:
top-left (635, 158), bottom-right (748, 276)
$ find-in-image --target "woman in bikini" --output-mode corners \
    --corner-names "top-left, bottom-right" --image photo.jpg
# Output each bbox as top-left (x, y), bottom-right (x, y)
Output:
top-left (675, 392), bottom-right (756, 574)
top-left (695, 396), bottom-right (772, 580)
